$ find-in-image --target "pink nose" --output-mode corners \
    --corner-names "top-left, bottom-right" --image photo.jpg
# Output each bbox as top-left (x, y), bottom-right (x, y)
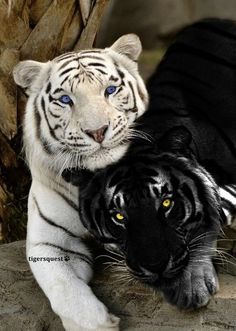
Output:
top-left (84, 125), bottom-right (108, 143)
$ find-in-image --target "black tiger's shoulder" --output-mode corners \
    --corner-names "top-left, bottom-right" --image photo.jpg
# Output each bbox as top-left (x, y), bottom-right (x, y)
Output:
top-left (141, 18), bottom-right (236, 184)
top-left (147, 18), bottom-right (236, 120)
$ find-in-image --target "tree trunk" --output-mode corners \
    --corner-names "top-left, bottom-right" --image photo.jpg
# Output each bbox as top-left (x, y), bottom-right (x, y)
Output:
top-left (0, 0), bottom-right (109, 243)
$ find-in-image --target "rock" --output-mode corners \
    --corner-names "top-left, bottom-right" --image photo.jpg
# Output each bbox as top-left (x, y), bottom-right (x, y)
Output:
top-left (0, 241), bottom-right (63, 331)
top-left (0, 240), bottom-right (236, 331)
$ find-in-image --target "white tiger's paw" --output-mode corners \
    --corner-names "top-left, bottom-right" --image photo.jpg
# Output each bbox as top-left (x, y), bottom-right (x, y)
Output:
top-left (51, 282), bottom-right (120, 331)
top-left (62, 313), bottom-right (120, 331)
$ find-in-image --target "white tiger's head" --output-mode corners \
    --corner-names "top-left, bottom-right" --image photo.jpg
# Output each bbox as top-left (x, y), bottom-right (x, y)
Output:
top-left (13, 34), bottom-right (148, 173)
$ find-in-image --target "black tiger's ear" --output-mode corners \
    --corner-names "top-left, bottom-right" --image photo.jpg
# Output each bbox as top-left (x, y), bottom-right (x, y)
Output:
top-left (157, 126), bottom-right (193, 156)
top-left (62, 168), bottom-right (94, 187)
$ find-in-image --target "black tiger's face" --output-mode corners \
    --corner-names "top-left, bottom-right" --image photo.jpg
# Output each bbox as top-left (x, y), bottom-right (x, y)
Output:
top-left (79, 152), bottom-right (222, 288)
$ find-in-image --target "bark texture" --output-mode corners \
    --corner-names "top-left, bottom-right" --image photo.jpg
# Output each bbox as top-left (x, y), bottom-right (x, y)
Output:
top-left (0, 0), bottom-right (108, 243)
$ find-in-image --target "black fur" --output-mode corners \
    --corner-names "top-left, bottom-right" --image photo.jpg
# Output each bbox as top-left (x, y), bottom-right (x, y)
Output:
top-left (64, 19), bottom-right (236, 309)
top-left (143, 18), bottom-right (236, 186)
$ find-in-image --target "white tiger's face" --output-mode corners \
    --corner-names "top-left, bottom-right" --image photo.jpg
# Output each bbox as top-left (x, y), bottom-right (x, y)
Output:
top-left (13, 34), bottom-right (148, 172)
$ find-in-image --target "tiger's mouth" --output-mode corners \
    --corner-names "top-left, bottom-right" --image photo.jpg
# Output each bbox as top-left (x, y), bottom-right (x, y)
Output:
top-left (130, 267), bottom-right (186, 288)
top-left (127, 252), bottom-right (189, 287)
top-left (80, 143), bottom-right (129, 170)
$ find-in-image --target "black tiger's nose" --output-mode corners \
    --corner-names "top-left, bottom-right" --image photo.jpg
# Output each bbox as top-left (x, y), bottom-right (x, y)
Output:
top-left (84, 125), bottom-right (108, 143)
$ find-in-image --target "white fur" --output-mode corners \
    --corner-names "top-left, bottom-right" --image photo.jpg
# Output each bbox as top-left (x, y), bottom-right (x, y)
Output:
top-left (13, 35), bottom-right (148, 330)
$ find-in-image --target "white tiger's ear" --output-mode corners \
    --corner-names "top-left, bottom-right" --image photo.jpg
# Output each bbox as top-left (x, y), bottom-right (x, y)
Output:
top-left (110, 34), bottom-right (142, 61)
top-left (13, 60), bottom-right (49, 89)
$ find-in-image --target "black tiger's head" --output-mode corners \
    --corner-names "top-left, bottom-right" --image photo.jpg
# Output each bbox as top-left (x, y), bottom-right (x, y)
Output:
top-left (77, 127), bottom-right (223, 288)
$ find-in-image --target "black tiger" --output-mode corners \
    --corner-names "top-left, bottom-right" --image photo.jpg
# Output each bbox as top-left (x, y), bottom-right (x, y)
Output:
top-left (66, 19), bottom-right (236, 309)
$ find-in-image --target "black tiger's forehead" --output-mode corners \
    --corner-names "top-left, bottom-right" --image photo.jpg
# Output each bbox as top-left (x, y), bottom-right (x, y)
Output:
top-left (106, 163), bottom-right (171, 189)
top-left (105, 164), bottom-right (174, 208)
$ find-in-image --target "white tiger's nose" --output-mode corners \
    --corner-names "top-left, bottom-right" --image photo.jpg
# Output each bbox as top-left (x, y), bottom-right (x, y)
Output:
top-left (84, 125), bottom-right (108, 143)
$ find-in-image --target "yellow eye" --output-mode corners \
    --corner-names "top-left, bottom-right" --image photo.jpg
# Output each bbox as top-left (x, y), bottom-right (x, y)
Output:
top-left (162, 199), bottom-right (172, 208)
top-left (115, 213), bottom-right (125, 221)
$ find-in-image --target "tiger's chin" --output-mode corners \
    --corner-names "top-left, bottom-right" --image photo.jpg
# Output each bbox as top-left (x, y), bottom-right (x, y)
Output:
top-left (81, 143), bottom-right (129, 171)
top-left (133, 259), bottom-right (219, 310)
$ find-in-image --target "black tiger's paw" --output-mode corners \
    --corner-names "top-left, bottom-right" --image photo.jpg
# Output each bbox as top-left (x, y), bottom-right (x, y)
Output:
top-left (162, 261), bottom-right (219, 309)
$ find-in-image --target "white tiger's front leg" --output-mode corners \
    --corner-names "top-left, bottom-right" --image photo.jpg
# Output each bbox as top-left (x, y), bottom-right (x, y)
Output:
top-left (27, 180), bottom-right (119, 331)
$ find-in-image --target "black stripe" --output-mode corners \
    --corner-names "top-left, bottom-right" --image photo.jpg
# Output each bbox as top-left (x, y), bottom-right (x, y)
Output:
top-left (65, 143), bottom-right (91, 148)
top-left (95, 68), bottom-right (108, 75)
top-left (155, 81), bottom-right (213, 107)
top-left (115, 195), bottom-right (122, 209)
top-left (190, 21), bottom-right (236, 44)
top-left (34, 100), bottom-right (41, 141)
top-left (161, 183), bottom-right (171, 195)
top-left (51, 101), bottom-right (65, 109)
top-left (146, 178), bottom-right (158, 185)
top-left (221, 197), bottom-right (236, 213)
top-left (162, 65), bottom-right (212, 88)
top-left (163, 156), bottom-right (215, 220)
top-left (109, 75), bottom-right (119, 82)
top-left (61, 75), bottom-right (70, 86)
top-left (41, 97), bottom-right (46, 112)
top-left (40, 97), bottom-right (60, 142)
top-left (53, 88), bottom-right (64, 94)
top-left (114, 86), bottom-right (123, 95)
top-left (46, 82), bottom-right (51, 94)
top-left (223, 185), bottom-right (236, 198)
top-left (55, 53), bottom-right (76, 62)
top-left (87, 62), bottom-right (106, 67)
top-left (108, 170), bottom-right (125, 188)
top-left (72, 70), bottom-right (95, 82)
top-left (128, 81), bottom-right (137, 109)
top-left (59, 59), bottom-right (77, 71)
top-left (59, 67), bottom-right (77, 77)
top-left (152, 186), bottom-right (160, 198)
top-left (81, 198), bottom-right (99, 235)
top-left (80, 50), bottom-right (102, 54)
top-left (33, 196), bottom-right (78, 238)
top-left (79, 55), bottom-right (105, 60)
top-left (181, 182), bottom-right (196, 222)
top-left (144, 187), bottom-right (152, 199)
top-left (143, 167), bottom-right (159, 178)
top-left (34, 99), bottom-right (55, 155)
top-left (54, 189), bottom-right (80, 213)
top-left (170, 42), bottom-right (236, 71)
top-left (117, 68), bottom-right (125, 79)
top-left (53, 124), bottom-right (62, 130)
top-left (38, 242), bottom-right (92, 265)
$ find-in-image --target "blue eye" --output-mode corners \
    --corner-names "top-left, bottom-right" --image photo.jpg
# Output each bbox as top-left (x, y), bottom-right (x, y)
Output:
top-left (59, 95), bottom-right (73, 105)
top-left (105, 86), bottom-right (117, 95)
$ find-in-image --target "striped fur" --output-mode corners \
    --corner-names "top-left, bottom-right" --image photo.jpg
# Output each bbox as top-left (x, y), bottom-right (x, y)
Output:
top-left (77, 19), bottom-right (236, 310)
top-left (13, 34), bottom-right (148, 331)
top-left (78, 136), bottom-right (222, 309)
top-left (220, 185), bottom-right (236, 225)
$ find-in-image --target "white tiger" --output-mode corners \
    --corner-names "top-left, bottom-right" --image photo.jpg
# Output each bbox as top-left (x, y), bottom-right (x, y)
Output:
top-left (13, 34), bottom-right (148, 331)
